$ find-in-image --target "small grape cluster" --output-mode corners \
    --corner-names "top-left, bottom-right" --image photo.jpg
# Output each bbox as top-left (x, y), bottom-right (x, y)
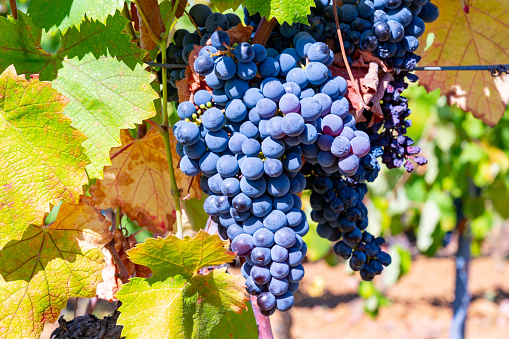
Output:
top-left (160, 4), bottom-right (243, 101)
top-left (364, 74), bottom-right (428, 171)
top-left (334, 230), bottom-right (392, 280)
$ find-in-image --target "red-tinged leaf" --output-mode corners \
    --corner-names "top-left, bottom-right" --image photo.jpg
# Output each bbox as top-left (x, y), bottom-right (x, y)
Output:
top-left (417, 0), bottom-right (509, 126)
top-left (89, 129), bottom-right (201, 234)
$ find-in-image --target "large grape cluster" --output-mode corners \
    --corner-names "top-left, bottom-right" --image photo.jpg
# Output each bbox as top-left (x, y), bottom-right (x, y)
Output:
top-left (173, 12), bottom-right (381, 311)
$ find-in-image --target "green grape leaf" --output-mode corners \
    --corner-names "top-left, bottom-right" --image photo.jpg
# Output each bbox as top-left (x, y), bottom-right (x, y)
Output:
top-left (0, 65), bottom-right (89, 249)
top-left (0, 11), bottom-right (145, 82)
top-left (417, 0), bottom-right (509, 126)
top-left (183, 197), bottom-right (210, 232)
top-left (211, 0), bottom-right (315, 24)
top-left (0, 198), bottom-right (112, 339)
top-left (27, 0), bottom-right (125, 33)
top-left (209, 302), bottom-right (258, 339)
top-left (115, 231), bottom-right (250, 339)
top-left (53, 54), bottom-right (158, 179)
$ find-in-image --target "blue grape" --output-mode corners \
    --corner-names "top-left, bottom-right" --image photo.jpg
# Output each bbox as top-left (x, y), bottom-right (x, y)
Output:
top-left (266, 116), bottom-right (285, 139)
top-left (387, 7), bottom-right (413, 27)
top-left (230, 233), bottom-right (253, 256)
top-left (251, 265), bottom-right (271, 284)
top-left (295, 35), bottom-right (316, 58)
top-left (180, 156), bottom-right (201, 176)
top-left (214, 56), bottom-right (236, 80)
top-left (262, 79), bottom-right (285, 102)
top-left (240, 176), bottom-right (267, 198)
top-left (292, 219), bottom-right (309, 236)
top-left (225, 77), bottom-right (249, 99)
top-left (194, 55), bottom-right (214, 75)
top-left (257, 291), bottom-right (276, 310)
top-left (234, 42), bottom-right (255, 62)
top-left (274, 227), bottom-right (296, 248)
top-left (283, 153), bottom-right (303, 172)
top-left (305, 62), bottom-right (329, 85)
top-left (177, 101), bottom-right (196, 120)
top-left (350, 136), bottom-right (370, 157)
top-left (246, 276), bottom-right (266, 295)
top-left (251, 195), bottom-right (273, 217)
top-left (252, 44), bottom-right (267, 63)
top-left (287, 247), bottom-right (303, 266)
top-left (300, 97), bottom-right (322, 121)
top-left (280, 22), bottom-right (300, 38)
top-left (201, 107), bottom-right (225, 131)
top-left (256, 98), bottom-right (278, 119)
top-left (205, 13), bottom-right (229, 33)
top-left (194, 90), bottom-right (212, 107)
top-left (277, 48), bottom-right (300, 76)
top-left (251, 247), bottom-right (272, 266)
top-left (232, 193), bottom-right (252, 212)
top-left (271, 244), bottom-right (289, 262)
top-left (189, 4), bottom-right (212, 27)
top-left (268, 277), bottom-right (289, 296)
top-left (276, 291), bottom-right (294, 311)
top-left (228, 133), bottom-right (248, 154)
top-left (264, 158), bottom-right (284, 177)
top-left (253, 227), bottom-right (275, 248)
top-left (258, 57), bottom-right (280, 78)
top-left (331, 136), bottom-right (351, 157)
top-left (282, 82), bottom-right (301, 97)
top-left (221, 177), bottom-right (240, 197)
top-left (216, 155), bottom-right (239, 177)
top-left (419, 2), bottom-right (439, 23)
top-left (243, 215), bottom-right (264, 234)
top-left (225, 99), bottom-right (247, 122)
top-left (279, 93), bottom-right (301, 114)
top-left (243, 88), bottom-right (264, 109)
top-left (272, 194), bottom-right (294, 213)
top-left (287, 264), bottom-right (305, 283)
top-left (239, 121), bottom-right (259, 139)
top-left (241, 139), bottom-right (261, 156)
top-left (261, 137), bottom-right (285, 158)
top-left (211, 88), bottom-right (229, 106)
top-left (286, 208), bottom-right (303, 227)
top-left (307, 42), bottom-right (330, 63)
top-left (241, 157), bottom-right (264, 180)
top-left (281, 113), bottom-right (305, 137)
top-left (205, 72), bottom-right (225, 89)
top-left (237, 61), bottom-right (257, 80)
top-left (205, 129), bottom-right (228, 152)
top-left (270, 262), bottom-right (290, 279)
top-left (387, 20), bottom-right (405, 42)
top-left (176, 126), bottom-right (201, 152)
top-left (340, 4), bottom-right (359, 23)
top-left (266, 174), bottom-right (291, 197)
top-left (263, 210), bottom-right (288, 231)
top-left (183, 139), bottom-right (206, 159)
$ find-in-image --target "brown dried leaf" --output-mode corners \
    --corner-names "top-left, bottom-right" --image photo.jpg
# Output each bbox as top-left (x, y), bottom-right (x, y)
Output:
top-left (96, 247), bottom-right (122, 302)
top-left (90, 129), bottom-right (201, 233)
top-left (227, 23), bottom-right (254, 44)
top-left (417, 0), bottom-right (509, 126)
top-left (137, 0), bottom-right (165, 51)
top-left (371, 72), bottom-right (394, 120)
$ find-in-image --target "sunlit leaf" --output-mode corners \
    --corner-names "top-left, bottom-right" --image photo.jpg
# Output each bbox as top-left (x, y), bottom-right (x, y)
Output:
top-left (417, 0), bottom-right (509, 126)
top-left (116, 231), bottom-right (250, 339)
top-left (0, 198), bottom-right (112, 339)
top-left (0, 65), bottom-right (88, 249)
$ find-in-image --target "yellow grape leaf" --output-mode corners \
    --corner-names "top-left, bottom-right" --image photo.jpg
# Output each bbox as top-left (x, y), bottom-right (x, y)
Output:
top-left (0, 65), bottom-right (89, 249)
top-left (0, 197), bottom-right (112, 339)
top-left (417, 0), bottom-right (509, 126)
top-left (89, 129), bottom-right (201, 234)
top-left (115, 231), bottom-right (250, 339)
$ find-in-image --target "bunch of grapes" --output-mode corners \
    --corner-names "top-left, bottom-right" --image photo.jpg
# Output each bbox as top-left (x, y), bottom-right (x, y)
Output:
top-left (173, 14), bottom-right (386, 311)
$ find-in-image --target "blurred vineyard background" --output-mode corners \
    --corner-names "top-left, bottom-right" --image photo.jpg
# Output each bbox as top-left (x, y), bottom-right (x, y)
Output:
top-left (4, 0), bottom-right (505, 337)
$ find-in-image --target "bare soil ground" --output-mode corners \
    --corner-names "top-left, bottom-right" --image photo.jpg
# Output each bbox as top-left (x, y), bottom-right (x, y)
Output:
top-left (270, 256), bottom-right (509, 339)
top-left (41, 256), bottom-right (509, 339)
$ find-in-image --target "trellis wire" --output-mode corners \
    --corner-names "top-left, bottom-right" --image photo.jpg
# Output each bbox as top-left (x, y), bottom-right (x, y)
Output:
top-left (397, 64), bottom-right (509, 77)
top-left (146, 61), bottom-right (509, 77)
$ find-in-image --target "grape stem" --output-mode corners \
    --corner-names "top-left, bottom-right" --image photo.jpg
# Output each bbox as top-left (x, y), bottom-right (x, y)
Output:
top-left (332, 0), bottom-right (365, 110)
top-left (9, 0), bottom-right (17, 19)
top-left (251, 295), bottom-right (275, 339)
top-left (251, 17), bottom-right (277, 45)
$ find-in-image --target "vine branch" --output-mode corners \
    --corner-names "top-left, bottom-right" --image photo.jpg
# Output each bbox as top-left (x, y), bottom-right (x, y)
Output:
top-left (251, 17), bottom-right (277, 45)
top-left (9, 0), bottom-right (17, 19)
top-left (251, 296), bottom-right (274, 339)
top-left (105, 240), bottom-right (130, 284)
